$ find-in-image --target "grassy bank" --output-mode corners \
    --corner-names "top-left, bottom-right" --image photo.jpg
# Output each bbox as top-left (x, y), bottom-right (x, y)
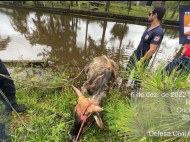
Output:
top-left (1, 60), bottom-right (189, 142)
top-left (1, 1), bottom-right (180, 21)
top-left (6, 61), bottom-right (129, 142)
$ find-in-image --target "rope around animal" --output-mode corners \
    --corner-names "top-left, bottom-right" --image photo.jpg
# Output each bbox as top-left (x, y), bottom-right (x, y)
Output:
top-left (0, 64), bottom-right (87, 132)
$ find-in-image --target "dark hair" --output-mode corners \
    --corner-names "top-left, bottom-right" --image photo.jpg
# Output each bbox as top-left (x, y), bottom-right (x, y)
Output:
top-left (152, 6), bottom-right (166, 21)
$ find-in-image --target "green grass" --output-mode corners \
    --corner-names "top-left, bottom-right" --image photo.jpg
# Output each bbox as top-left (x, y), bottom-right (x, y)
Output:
top-left (1, 1), bottom-right (180, 21)
top-left (68, 2), bottom-right (179, 21)
top-left (2, 59), bottom-right (188, 142)
top-left (3, 61), bottom-right (127, 142)
top-left (123, 60), bottom-right (190, 142)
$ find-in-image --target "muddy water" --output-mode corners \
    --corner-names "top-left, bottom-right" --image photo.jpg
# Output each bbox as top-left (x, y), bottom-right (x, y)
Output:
top-left (0, 7), bottom-right (179, 70)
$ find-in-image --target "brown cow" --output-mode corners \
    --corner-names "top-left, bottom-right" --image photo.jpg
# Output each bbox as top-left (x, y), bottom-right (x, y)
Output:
top-left (68, 55), bottom-right (118, 141)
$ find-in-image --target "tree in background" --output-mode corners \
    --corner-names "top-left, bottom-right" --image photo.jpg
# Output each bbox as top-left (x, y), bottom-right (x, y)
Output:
top-left (105, 1), bottom-right (110, 12)
top-left (70, 1), bottom-right (73, 7)
top-left (170, 1), bottom-right (181, 18)
top-left (33, 1), bottom-right (38, 6)
top-left (128, 1), bottom-right (132, 13)
top-left (0, 35), bottom-right (11, 51)
top-left (32, 1), bottom-right (43, 6)
top-left (165, 1), bottom-right (190, 19)
top-left (87, 1), bottom-right (89, 10)
top-left (126, 1), bottom-right (132, 15)
top-left (18, 1), bottom-right (25, 4)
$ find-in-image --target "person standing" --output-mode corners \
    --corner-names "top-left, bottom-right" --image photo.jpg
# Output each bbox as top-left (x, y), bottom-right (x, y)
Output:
top-left (0, 59), bottom-right (27, 113)
top-left (120, 6), bottom-right (166, 91)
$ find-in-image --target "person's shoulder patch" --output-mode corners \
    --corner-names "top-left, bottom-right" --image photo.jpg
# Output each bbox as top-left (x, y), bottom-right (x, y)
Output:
top-left (145, 34), bottom-right (149, 40)
top-left (154, 36), bottom-right (160, 41)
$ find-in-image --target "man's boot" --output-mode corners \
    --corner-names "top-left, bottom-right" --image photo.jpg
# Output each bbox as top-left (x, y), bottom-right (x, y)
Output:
top-left (5, 104), bottom-right (27, 113)
top-left (12, 104), bottom-right (27, 113)
top-left (3, 97), bottom-right (27, 113)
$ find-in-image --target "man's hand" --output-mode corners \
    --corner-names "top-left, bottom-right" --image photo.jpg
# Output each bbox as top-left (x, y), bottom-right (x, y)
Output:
top-left (182, 44), bottom-right (189, 54)
top-left (137, 57), bottom-right (144, 67)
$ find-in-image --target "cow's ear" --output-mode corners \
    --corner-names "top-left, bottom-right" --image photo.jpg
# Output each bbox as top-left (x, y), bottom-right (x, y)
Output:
top-left (93, 113), bottom-right (104, 130)
top-left (93, 105), bottom-right (103, 113)
top-left (72, 85), bottom-right (83, 97)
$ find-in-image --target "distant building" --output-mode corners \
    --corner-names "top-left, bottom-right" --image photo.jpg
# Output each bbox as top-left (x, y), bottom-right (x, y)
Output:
top-left (136, 1), bottom-right (165, 6)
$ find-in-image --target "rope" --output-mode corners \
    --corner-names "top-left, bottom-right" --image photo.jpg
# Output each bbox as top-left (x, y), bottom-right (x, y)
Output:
top-left (75, 120), bottom-right (85, 142)
top-left (0, 59), bottom-right (93, 135)
top-left (0, 63), bottom-right (88, 133)
top-left (67, 65), bottom-right (86, 83)
top-left (0, 89), bottom-right (37, 132)
top-left (75, 102), bottom-right (95, 142)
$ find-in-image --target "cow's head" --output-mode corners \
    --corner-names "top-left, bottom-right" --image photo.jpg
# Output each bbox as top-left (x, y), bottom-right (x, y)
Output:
top-left (68, 86), bottom-right (104, 141)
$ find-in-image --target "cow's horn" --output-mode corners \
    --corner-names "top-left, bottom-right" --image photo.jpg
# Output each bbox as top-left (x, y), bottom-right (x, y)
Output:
top-left (72, 85), bottom-right (83, 97)
top-left (93, 113), bottom-right (104, 130)
top-left (93, 105), bottom-right (103, 113)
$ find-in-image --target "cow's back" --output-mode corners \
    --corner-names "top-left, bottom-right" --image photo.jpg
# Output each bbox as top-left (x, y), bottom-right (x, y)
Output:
top-left (82, 55), bottom-right (118, 95)
top-left (85, 55), bottom-right (118, 78)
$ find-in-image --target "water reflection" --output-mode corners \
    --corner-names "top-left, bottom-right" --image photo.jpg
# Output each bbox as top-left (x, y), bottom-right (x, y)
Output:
top-left (0, 35), bottom-right (11, 51)
top-left (0, 7), bottom-right (180, 70)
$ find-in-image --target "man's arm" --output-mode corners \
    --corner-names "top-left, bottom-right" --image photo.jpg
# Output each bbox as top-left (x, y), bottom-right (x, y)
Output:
top-left (137, 44), bottom-right (158, 66)
top-left (182, 44), bottom-right (189, 53)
